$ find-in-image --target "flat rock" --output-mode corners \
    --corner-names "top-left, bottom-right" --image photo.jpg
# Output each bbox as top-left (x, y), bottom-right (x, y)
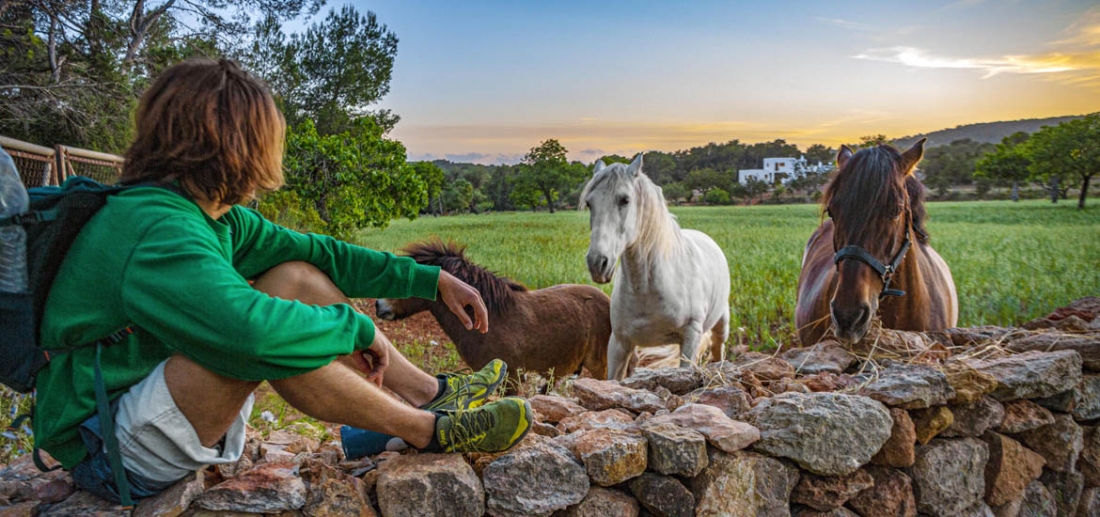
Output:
top-left (133, 470), bottom-right (205, 517)
top-left (194, 462), bottom-right (306, 513)
top-left (911, 406), bottom-right (954, 445)
top-left (732, 353), bottom-right (798, 382)
top-left (1033, 389), bottom-right (1076, 413)
top-left (943, 396), bottom-right (1006, 438)
top-left (947, 326), bottom-right (1018, 348)
top-left (1077, 487), bottom-right (1100, 517)
top-left (748, 392), bottom-right (893, 476)
top-left (849, 466), bottom-right (917, 517)
top-left (620, 368), bottom-right (703, 395)
top-left (691, 450), bottom-right (800, 517)
top-left (981, 432), bottom-right (1046, 507)
top-left (998, 400), bottom-right (1055, 435)
top-left (0, 501), bottom-right (38, 517)
top-left (1080, 426), bottom-right (1100, 486)
top-left (905, 438), bottom-right (989, 516)
top-left (1016, 414), bottom-right (1083, 473)
top-left (943, 362), bottom-right (1001, 405)
top-left (1073, 375), bottom-right (1100, 421)
top-left (859, 362), bottom-right (956, 409)
top-left (572, 378), bottom-right (666, 414)
top-left (871, 408), bottom-right (917, 468)
top-left (782, 340), bottom-right (856, 375)
top-left (647, 403), bottom-right (760, 453)
top-left (629, 473), bottom-right (694, 517)
top-left (685, 386), bottom-right (752, 419)
top-left (1022, 298), bottom-right (1100, 329)
top-left (1015, 480), bottom-right (1057, 517)
top-left (376, 453), bottom-right (481, 517)
top-left (1038, 469), bottom-right (1083, 517)
top-left (557, 409), bottom-right (637, 434)
top-left (641, 422), bottom-right (708, 477)
top-left (482, 440), bottom-right (588, 517)
top-left (1004, 332), bottom-right (1100, 372)
top-left (554, 487), bottom-right (639, 517)
top-left (530, 396), bottom-right (588, 424)
top-left (958, 502), bottom-right (997, 517)
top-left (574, 428), bottom-right (648, 486)
top-left (793, 508), bottom-right (860, 517)
top-left (790, 469), bottom-right (874, 511)
top-left (37, 491), bottom-right (129, 516)
top-left (966, 350), bottom-right (1083, 401)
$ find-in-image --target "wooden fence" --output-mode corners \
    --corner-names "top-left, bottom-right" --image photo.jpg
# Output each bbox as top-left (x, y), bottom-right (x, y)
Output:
top-left (0, 136), bottom-right (124, 189)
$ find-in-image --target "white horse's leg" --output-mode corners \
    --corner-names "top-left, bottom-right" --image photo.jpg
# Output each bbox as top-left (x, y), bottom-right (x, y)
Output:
top-left (607, 334), bottom-right (635, 381)
top-left (679, 324), bottom-right (704, 369)
top-left (709, 310), bottom-right (730, 363)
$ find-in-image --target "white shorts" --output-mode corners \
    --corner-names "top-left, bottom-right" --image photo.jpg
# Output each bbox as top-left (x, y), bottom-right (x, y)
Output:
top-left (112, 359), bottom-right (254, 483)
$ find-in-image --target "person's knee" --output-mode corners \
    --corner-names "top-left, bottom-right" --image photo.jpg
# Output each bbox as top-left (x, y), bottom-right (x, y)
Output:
top-left (263, 261), bottom-right (327, 288)
top-left (254, 261), bottom-right (344, 304)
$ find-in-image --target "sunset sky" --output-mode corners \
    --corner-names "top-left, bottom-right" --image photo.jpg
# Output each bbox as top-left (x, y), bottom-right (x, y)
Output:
top-left (340, 0), bottom-right (1100, 164)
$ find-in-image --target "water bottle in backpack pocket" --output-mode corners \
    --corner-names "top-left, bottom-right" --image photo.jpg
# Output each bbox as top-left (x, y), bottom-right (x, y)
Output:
top-left (0, 147), bottom-right (38, 393)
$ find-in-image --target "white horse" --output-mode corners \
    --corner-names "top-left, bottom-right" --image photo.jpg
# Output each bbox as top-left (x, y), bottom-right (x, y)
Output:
top-left (581, 154), bottom-right (731, 380)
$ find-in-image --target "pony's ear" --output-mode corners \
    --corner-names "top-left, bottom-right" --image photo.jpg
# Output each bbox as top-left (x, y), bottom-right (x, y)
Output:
top-left (836, 145), bottom-right (854, 169)
top-left (629, 153), bottom-right (644, 177)
top-left (593, 160), bottom-right (606, 175)
top-left (900, 138), bottom-right (927, 175)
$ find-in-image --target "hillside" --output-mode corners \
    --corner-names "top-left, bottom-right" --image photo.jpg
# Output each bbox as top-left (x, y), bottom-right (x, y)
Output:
top-left (894, 115), bottom-right (1086, 148)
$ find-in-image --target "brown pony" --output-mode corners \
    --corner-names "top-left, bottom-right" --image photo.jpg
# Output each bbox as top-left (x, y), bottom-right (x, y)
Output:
top-left (375, 240), bottom-right (614, 381)
top-left (795, 139), bottom-right (958, 346)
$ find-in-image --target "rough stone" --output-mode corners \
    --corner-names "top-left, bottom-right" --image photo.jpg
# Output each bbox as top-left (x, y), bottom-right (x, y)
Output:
top-left (790, 469), bottom-right (874, 511)
top-left (793, 508), bottom-right (860, 517)
top-left (620, 368), bottom-right (703, 395)
top-left (533, 421), bottom-right (563, 438)
top-left (37, 491), bottom-right (130, 516)
top-left (748, 392), bottom-right (893, 476)
top-left (574, 428), bottom-right (648, 486)
top-left (905, 438), bottom-right (989, 516)
top-left (554, 487), bottom-right (639, 517)
top-left (732, 353), bottom-right (798, 382)
top-left (1077, 487), bottom-right (1100, 517)
top-left (849, 466), bottom-right (917, 517)
top-left (691, 450), bottom-right (800, 517)
top-left (1017, 414), bottom-right (1083, 473)
top-left (1038, 469), bottom-right (1083, 517)
top-left (943, 396), bottom-right (1006, 438)
top-left (958, 502), bottom-right (997, 517)
top-left (641, 422), bottom-right (708, 477)
top-left (0, 501), bottom-right (37, 517)
top-left (981, 432), bottom-right (1046, 507)
top-left (482, 440), bottom-right (588, 517)
top-left (530, 395), bottom-right (588, 424)
top-left (572, 378), bottom-right (667, 414)
top-left (911, 406), bottom-right (954, 445)
top-left (1073, 375), bottom-right (1100, 421)
top-left (133, 470), bottom-right (206, 517)
top-left (859, 362), bottom-right (956, 409)
top-left (686, 386), bottom-right (753, 419)
top-left (1079, 426), bottom-right (1100, 486)
top-left (376, 454), bottom-right (479, 517)
top-left (194, 462), bottom-right (306, 513)
top-left (966, 350), bottom-right (1083, 401)
top-left (557, 409), bottom-right (637, 434)
top-left (1017, 480), bottom-right (1057, 517)
top-left (782, 340), bottom-right (856, 375)
top-left (1034, 389), bottom-right (1077, 413)
top-left (647, 403), bottom-right (760, 453)
top-left (1003, 332), bottom-right (1100, 372)
top-left (871, 408), bottom-right (917, 468)
top-left (1022, 298), bottom-right (1100, 330)
top-left (943, 362), bottom-right (1001, 405)
top-left (999, 400), bottom-right (1056, 435)
top-left (629, 473), bottom-right (694, 517)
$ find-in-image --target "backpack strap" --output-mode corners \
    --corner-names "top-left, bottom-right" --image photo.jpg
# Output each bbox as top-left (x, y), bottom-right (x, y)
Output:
top-left (94, 342), bottom-right (134, 509)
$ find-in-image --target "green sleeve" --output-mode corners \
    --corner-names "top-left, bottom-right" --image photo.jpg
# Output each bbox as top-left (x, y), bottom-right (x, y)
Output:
top-left (119, 215), bottom-right (376, 381)
top-left (225, 207), bottom-right (440, 300)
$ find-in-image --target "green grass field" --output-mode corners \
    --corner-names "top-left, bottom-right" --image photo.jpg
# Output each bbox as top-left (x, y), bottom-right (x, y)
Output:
top-left (356, 199), bottom-right (1100, 349)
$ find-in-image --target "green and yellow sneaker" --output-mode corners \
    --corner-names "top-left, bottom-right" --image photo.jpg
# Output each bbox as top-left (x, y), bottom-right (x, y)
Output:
top-left (434, 397), bottom-right (532, 453)
top-left (422, 359), bottom-right (508, 412)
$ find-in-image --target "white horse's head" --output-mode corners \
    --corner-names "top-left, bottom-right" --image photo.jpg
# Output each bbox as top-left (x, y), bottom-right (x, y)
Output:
top-left (580, 153), bottom-right (649, 284)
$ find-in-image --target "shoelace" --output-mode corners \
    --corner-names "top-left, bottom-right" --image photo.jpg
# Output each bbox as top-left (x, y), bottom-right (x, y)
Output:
top-left (446, 409), bottom-right (497, 451)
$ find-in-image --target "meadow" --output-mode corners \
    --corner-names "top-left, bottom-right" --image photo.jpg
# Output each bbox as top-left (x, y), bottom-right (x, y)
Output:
top-left (356, 199), bottom-right (1100, 350)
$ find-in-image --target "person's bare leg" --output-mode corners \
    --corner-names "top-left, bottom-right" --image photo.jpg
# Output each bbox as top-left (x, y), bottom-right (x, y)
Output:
top-left (163, 355), bottom-right (260, 448)
top-left (252, 261), bottom-right (439, 406)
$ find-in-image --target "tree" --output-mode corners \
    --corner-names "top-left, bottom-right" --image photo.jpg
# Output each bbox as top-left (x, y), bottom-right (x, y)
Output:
top-left (442, 178), bottom-right (474, 214)
top-left (975, 132), bottom-right (1032, 202)
top-left (1026, 114), bottom-right (1100, 209)
top-left (704, 188), bottom-right (731, 205)
top-left (741, 177), bottom-right (770, 204)
top-left (857, 134), bottom-right (891, 148)
top-left (684, 168), bottom-right (732, 195)
top-left (804, 144), bottom-right (834, 165)
top-left (512, 139), bottom-right (587, 213)
top-left (410, 161), bottom-right (445, 214)
top-left (662, 182), bottom-right (690, 205)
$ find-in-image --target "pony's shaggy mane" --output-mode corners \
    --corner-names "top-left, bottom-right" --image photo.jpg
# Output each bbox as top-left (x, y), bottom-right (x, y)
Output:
top-left (822, 144), bottom-right (929, 243)
top-left (400, 239), bottom-right (527, 315)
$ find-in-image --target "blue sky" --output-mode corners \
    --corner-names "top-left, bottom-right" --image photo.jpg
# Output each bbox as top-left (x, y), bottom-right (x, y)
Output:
top-left (301, 0), bottom-right (1100, 164)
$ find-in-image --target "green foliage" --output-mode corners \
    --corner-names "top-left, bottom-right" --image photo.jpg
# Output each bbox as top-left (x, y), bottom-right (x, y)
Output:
top-left (511, 139), bottom-right (588, 213)
top-left (596, 154), bottom-right (631, 165)
top-left (443, 178), bottom-right (475, 213)
top-left (704, 188), bottom-right (732, 205)
top-left (1024, 114), bottom-right (1100, 209)
top-left (256, 189), bottom-right (328, 234)
top-left (921, 139), bottom-right (997, 197)
top-left (685, 168), bottom-right (733, 194)
top-left (804, 144), bottom-right (835, 165)
top-left (282, 118), bottom-right (427, 239)
top-left (662, 182), bottom-right (691, 205)
top-left (741, 177), bottom-right (770, 202)
top-left (975, 132), bottom-right (1032, 199)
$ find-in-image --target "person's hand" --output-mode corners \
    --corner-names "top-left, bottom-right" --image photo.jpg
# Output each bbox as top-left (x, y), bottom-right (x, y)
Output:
top-left (339, 331), bottom-right (394, 386)
top-left (438, 270), bottom-right (489, 333)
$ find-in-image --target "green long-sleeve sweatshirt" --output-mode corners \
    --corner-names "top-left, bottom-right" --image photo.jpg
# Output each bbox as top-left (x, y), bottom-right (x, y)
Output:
top-left (35, 186), bottom-right (440, 469)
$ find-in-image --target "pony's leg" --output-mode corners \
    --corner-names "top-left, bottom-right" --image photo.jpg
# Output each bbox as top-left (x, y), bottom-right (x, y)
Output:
top-left (709, 310), bottom-right (730, 363)
top-left (606, 334), bottom-right (635, 381)
top-left (679, 324), bottom-right (704, 369)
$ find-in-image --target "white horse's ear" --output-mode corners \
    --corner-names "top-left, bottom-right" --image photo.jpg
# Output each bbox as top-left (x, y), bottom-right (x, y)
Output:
top-left (900, 138), bottom-right (927, 176)
top-left (594, 160), bottom-right (606, 175)
top-left (837, 145), bottom-right (854, 169)
top-left (629, 153), bottom-right (644, 177)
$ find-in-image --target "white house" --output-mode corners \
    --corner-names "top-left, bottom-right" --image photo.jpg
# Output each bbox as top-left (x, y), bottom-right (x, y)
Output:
top-left (738, 155), bottom-right (831, 185)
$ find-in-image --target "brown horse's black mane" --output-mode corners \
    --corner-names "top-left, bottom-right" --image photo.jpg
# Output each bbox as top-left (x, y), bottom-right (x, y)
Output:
top-left (822, 144), bottom-right (929, 243)
top-left (400, 239), bottom-right (528, 315)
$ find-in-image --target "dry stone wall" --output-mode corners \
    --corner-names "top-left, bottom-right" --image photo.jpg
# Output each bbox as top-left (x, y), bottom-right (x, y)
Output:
top-left (2, 297), bottom-right (1100, 517)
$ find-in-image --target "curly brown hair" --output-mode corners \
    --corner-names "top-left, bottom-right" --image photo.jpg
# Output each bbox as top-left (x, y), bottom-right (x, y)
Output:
top-left (121, 58), bottom-right (285, 205)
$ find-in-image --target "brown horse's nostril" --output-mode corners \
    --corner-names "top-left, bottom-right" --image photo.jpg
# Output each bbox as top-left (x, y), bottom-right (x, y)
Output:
top-left (831, 302), bottom-right (871, 334)
top-left (375, 299), bottom-right (393, 320)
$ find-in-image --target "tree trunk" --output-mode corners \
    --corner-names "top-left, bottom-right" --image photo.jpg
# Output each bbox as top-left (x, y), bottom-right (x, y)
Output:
top-left (47, 14), bottom-right (60, 83)
top-left (1051, 176), bottom-right (1059, 204)
top-left (543, 190), bottom-right (555, 214)
top-left (1011, 181), bottom-right (1018, 202)
top-left (1079, 174), bottom-right (1092, 210)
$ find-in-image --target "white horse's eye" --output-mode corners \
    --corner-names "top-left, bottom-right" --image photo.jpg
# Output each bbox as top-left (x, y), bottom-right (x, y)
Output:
top-left (618, 196), bottom-right (630, 206)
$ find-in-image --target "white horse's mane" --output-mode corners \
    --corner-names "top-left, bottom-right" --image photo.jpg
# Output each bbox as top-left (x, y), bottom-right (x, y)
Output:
top-left (580, 162), bottom-right (683, 260)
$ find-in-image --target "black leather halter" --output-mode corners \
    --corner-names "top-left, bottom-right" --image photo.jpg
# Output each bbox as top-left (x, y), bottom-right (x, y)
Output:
top-left (833, 227), bottom-right (912, 299)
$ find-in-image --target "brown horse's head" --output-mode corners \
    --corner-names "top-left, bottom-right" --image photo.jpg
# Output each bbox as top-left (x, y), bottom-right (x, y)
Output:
top-left (374, 239), bottom-right (528, 321)
top-left (822, 138), bottom-right (928, 344)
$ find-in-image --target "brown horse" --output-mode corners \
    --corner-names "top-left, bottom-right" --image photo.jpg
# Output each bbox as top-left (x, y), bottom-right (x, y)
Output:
top-left (375, 239), bottom-right (615, 381)
top-left (795, 139), bottom-right (958, 346)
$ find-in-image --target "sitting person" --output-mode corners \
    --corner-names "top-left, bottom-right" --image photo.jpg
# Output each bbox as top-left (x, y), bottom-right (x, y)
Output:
top-left (34, 57), bottom-right (531, 505)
